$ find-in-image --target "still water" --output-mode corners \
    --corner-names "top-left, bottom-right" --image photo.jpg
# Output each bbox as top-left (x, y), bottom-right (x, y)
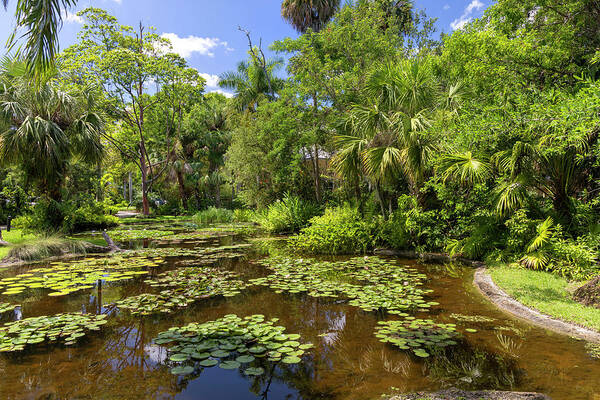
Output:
top-left (0, 226), bottom-right (599, 400)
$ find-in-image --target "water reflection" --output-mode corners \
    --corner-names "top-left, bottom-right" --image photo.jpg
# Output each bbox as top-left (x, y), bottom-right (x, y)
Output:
top-left (0, 232), bottom-right (599, 399)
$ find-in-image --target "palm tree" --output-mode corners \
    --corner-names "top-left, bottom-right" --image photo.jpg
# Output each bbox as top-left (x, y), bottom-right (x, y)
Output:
top-left (219, 53), bottom-right (284, 112)
top-left (3, 0), bottom-right (77, 74)
top-left (281, 0), bottom-right (340, 33)
top-left (333, 59), bottom-right (459, 216)
top-left (0, 57), bottom-right (104, 200)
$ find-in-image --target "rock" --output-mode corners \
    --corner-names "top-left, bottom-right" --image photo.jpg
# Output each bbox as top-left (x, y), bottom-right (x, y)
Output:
top-left (386, 388), bottom-right (551, 400)
top-left (573, 275), bottom-right (600, 308)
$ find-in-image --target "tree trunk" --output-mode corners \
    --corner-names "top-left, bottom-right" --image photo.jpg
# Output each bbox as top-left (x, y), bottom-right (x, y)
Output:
top-left (0, 227), bottom-right (8, 247)
top-left (140, 150), bottom-right (150, 216)
top-left (176, 170), bottom-right (188, 209)
top-left (312, 145), bottom-right (322, 203)
top-left (375, 181), bottom-right (387, 220)
top-left (215, 181), bottom-right (221, 208)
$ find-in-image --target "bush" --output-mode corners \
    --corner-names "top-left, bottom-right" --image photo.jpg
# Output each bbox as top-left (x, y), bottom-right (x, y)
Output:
top-left (233, 209), bottom-right (253, 223)
top-left (379, 195), bottom-right (446, 252)
top-left (64, 203), bottom-right (120, 232)
top-left (253, 194), bottom-right (321, 234)
top-left (13, 199), bottom-right (118, 234)
top-left (290, 206), bottom-right (373, 254)
top-left (193, 207), bottom-right (234, 225)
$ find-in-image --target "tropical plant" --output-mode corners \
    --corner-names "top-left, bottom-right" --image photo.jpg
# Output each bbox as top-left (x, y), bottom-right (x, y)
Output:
top-left (3, 0), bottom-right (77, 74)
top-left (253, 194), bottom-right (320, 233)
top-left (333, 59), bottom-right (461, 216)
top-left (219, 54), bottom-right (284, 112)
top-left (0, 57), bottom-right (104, 200)
top-left (281, 0), bottom-right (341, 33)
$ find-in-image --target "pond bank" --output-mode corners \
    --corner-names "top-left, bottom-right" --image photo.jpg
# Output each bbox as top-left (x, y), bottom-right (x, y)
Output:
top-left (385, 388), bottom-right (550, 400)
top-left (474, 267), bottom-right (600, 343)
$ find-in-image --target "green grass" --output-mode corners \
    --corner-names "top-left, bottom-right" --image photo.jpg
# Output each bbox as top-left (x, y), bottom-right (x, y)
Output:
top-left (489, 265), bottom-right (600, 332)
top-left (0, 229), bottom-right (37, 260)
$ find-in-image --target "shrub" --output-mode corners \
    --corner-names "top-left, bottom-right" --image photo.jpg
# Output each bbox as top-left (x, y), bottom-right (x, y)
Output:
top-left (193, 207), bottom-right (234, 225)
top-left (379, 195), bottom-right (445, 252)
top-left (12, 199), bottom-right (118, 234)
top-left (253, 194), bottom-right (321, 234)
top-left (290, 206), bottom-right (373, 255)
top-left (233, 209), bottom-right (253, 223)
top-left (63, 203), bottom-right (120, 232)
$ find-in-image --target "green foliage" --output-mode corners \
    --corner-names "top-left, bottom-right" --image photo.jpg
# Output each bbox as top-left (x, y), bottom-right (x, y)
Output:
top-left (193, 208), bottom-right (234, 225)
top-left (6, 237), bottom-right (90, 262)
top-left (12, 199), bottom-right (118, 234)
top-left (253, 194), bottom-right (320, 234)
top-left (380, 195), bottom-right (445, 252)
top-left (291, 206), bottom-right (373, 254)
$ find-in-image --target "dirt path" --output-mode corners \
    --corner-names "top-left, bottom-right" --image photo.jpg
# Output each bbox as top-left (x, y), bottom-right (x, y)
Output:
top-left (473, 268), bottom-right (600, 343)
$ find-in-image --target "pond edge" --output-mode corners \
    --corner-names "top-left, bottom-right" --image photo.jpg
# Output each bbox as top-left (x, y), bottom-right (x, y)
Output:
top-left (473, 268), bottom-right (600, 343)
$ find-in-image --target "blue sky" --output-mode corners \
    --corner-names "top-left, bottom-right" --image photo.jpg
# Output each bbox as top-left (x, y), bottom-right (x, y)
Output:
top-left (0, 0), bottom-right (490, 96)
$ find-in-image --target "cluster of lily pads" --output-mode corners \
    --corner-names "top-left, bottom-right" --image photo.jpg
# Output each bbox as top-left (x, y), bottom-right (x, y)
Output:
top-left (0, 313), bottom-right (108, 352)
top-left (154, 314), bottom-right (313, 376)
top-left (132, 244), bottom-right (251, 260)
top-left (114, 267), bottom-right (250, 315)
top-left (0, 302), bottom-right (18, 314)
top-left (0, 255), bottom-right (162, 297)
top-left (374, 318), bottom-right (461, 358)
top-left (250, 256), bottom-right (437, 314)
top-left (108, 229), bottom-right (175, 241)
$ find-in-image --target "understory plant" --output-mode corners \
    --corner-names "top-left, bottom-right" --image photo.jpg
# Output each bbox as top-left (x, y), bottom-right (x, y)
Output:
top-left (253, 194), bottom-right (321, 234)
top-left (518, 217), bottom-right (598, 280)
top-left (290, 206), bottom-right (374, 254)
top-left (193, 207), bottom-right (234, 225)
top-left (6, 237), bottom-right (92, 262)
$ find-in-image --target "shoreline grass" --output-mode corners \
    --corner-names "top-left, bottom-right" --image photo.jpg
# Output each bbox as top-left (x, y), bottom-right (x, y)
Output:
top-left (489, 265), bottom-right (600, 332)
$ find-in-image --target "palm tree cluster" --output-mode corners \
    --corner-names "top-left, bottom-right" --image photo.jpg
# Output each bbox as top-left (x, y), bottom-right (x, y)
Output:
top-left (0, 57), bottom-right (104, 199)
top-left (332, 59), bottom-right (462, 217)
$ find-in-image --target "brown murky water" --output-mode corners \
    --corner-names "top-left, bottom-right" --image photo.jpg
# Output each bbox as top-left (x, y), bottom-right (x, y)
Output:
top-left (0, 228), bottom-right (599, 400)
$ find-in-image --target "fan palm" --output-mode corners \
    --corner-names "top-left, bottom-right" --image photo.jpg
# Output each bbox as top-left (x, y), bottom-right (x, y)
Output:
top-left (3, 0), bottom-right (77, 74)
top-left (0, 57), bottom-right (104, 199)
top-left (333, 59), bottom-right (457, 214)
top-left (219, 55), bottom-right (284, 112)
top-left (281, 0), bottom-right (340, 33)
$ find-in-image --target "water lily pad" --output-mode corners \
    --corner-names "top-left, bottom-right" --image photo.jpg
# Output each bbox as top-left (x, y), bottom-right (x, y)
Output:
top-left (219, 360), bottom-right (241, 370)
top-left (244, 367), bottom-right (265, 376)
top-left (199, 359), bottom-right (218, 367)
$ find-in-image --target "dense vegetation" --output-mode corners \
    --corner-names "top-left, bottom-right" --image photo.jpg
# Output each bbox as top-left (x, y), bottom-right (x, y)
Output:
top-left (2, 0), bottom-right (600, 283)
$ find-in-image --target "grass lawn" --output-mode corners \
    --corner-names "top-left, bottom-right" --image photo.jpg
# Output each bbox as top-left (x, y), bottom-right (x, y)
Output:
top-left (489, 265), bottom-right (600, 332)
top-left (0, 229), bottom-right (37, 260)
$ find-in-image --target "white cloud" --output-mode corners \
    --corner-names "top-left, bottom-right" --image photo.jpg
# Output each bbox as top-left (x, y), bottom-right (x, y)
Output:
top-left (443, 4), bottom-right (450, 10)
top-left (208, 89), bottom-right (233, 98)
top-left (64, 11), bottom-right (84, 24)
top-left (161, 33), bottom-right (228, 58)
top-left (199, 73), bottom-right (220, 88)
top-left (450, 0), bottom-right (484, 30)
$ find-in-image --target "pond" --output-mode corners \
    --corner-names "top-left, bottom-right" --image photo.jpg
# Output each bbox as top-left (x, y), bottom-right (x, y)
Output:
top-left (0, 222), bottom-right (599, 400)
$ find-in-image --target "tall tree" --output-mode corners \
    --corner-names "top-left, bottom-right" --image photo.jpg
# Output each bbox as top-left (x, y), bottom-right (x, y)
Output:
top-left (281, 0), bottom-right (340, 33)
top-left (60, 8), bottom-right (204, 215)
top-left (219, 53), bottom-right (284, 113)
